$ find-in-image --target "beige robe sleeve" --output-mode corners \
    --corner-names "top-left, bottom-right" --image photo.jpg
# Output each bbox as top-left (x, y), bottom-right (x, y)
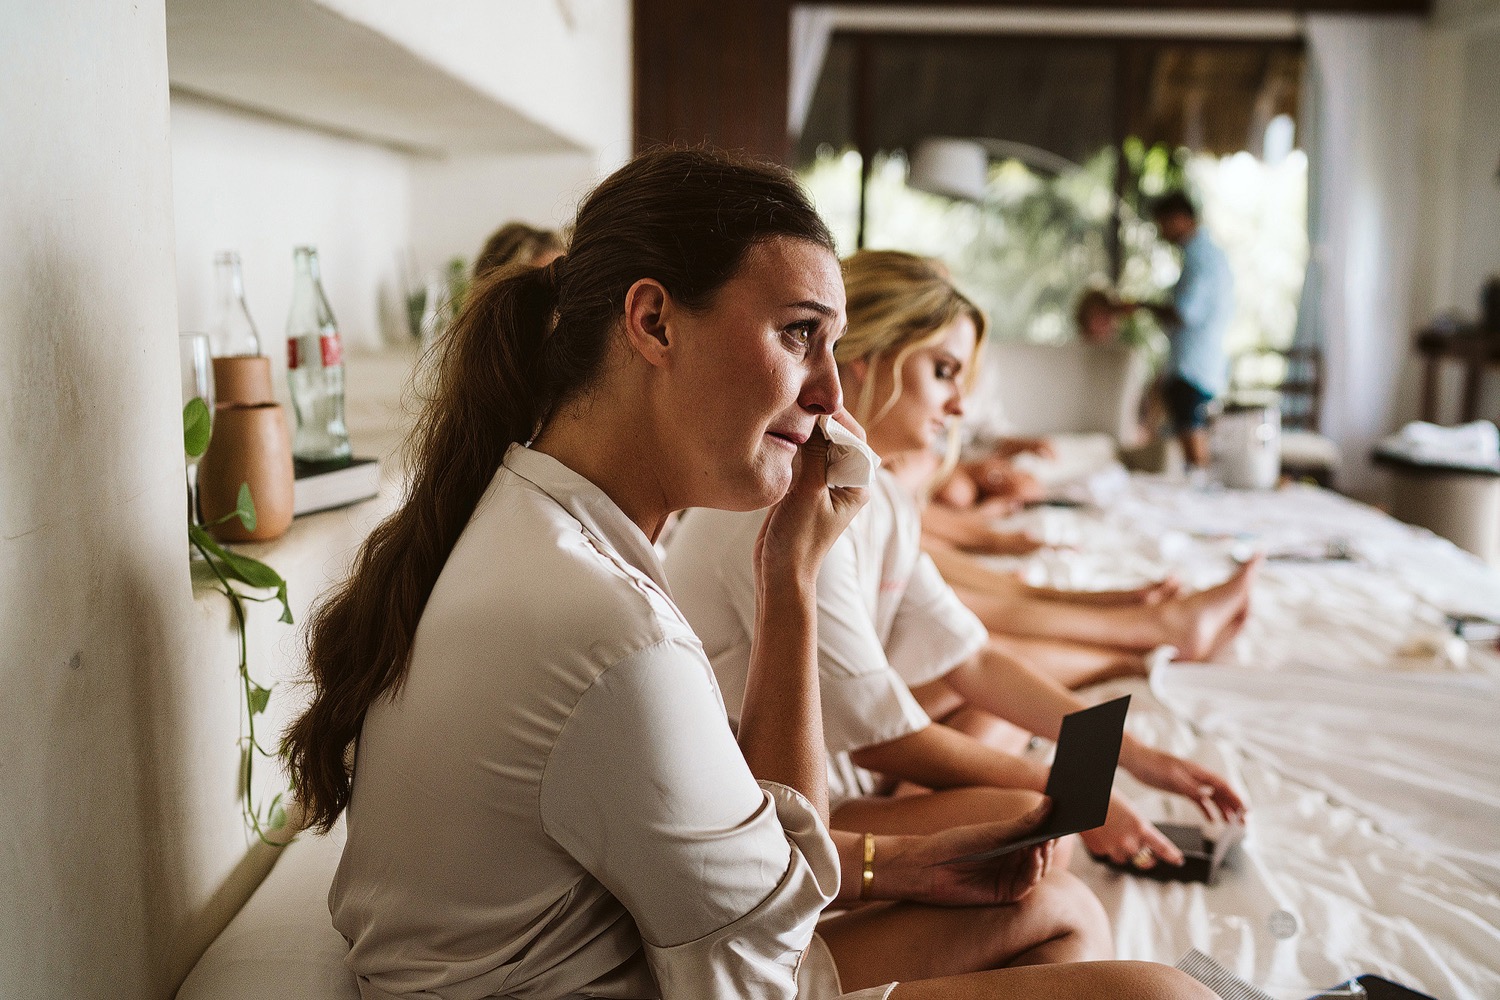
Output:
top-left (540, 638), bottom-right (839, 1000)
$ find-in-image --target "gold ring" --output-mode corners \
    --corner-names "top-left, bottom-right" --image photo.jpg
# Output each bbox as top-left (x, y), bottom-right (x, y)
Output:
top-left (1131, 847), bottom-right (1154, 868)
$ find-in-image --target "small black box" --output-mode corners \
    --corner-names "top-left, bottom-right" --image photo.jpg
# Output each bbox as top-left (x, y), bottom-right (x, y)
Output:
top-left (1093, 822), bottom-right (1245, 884)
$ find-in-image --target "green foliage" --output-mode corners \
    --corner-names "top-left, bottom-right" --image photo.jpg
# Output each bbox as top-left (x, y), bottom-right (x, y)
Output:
top-left (798, 140), bottom-right (1308, 405)
top-left (183, 399), bottom-right (294, 845)
top-left (445, 256), bottom-right (470, 317)
top-left (183, 397), bottom-right (211, 458)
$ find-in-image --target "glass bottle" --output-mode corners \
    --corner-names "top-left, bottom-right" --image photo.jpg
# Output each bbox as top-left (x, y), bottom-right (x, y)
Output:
top-left (285, 246), bottom-right (351, 467)
top-left (210, 251), bottom-right (262, 357)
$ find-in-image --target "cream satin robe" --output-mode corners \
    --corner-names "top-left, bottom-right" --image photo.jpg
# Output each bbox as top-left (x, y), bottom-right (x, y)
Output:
top-left (664, 471), bottom-right (989, 809)
top-left (332, 446), bottom-right (894, 1000)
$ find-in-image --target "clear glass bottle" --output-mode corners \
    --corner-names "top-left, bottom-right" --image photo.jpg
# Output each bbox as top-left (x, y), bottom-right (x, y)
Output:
top-left (210, 251), bottom-right (262, 357)
top-left (285, 246), bottom-right (351, 467)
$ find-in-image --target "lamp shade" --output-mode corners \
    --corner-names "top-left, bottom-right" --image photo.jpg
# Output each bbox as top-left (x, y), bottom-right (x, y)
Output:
top-left (908, 137), bottom-right (988, 201)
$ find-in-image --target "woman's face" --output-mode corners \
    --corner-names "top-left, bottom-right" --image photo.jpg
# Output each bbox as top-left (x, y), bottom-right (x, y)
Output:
top-left (666, 237), bottom-right (846, 511)
top-left (856, 314), bottom-right (978, 459)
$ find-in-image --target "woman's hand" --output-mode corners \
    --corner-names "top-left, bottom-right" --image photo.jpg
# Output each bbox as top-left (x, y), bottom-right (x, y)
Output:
top-left (755, 410), bottom-right (868, 587)
top-left (880, 797), bottom-right (1057, 906)
top-left (1120, 744), bottom-right (1247, 824)
top-left (1079, 793), bottom-right (1185, 869)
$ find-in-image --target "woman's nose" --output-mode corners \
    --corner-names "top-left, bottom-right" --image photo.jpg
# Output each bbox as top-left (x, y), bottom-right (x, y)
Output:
top-left (945, 387), bottom-right (966, 419)
top-left (800, 347), bottom-right (843, 416)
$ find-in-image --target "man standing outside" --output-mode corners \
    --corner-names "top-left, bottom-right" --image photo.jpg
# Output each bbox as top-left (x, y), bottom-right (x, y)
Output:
top-left (1125, 192), bottom-right (1235, 470)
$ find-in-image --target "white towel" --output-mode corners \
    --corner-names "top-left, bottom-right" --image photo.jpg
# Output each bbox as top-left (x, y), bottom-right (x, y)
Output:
top-left (1396, 419), bottom-right (1500, 465)
top-left (818, 415), bottom-right (880, 489)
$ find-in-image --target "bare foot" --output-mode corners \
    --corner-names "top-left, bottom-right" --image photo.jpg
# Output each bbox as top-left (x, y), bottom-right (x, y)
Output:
top-left (1202, 602), bottom-right (1251, 662)
top-left (1159, 556), bottom-right (1261, 660)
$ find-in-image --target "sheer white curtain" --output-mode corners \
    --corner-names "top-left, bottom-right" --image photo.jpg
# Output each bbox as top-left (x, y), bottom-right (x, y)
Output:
top-left (1302, 16), bottom-right (1428, 498)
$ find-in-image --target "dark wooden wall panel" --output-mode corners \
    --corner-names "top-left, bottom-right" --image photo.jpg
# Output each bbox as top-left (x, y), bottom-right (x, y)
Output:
top-left (633, 0), bottom-right (794, 160)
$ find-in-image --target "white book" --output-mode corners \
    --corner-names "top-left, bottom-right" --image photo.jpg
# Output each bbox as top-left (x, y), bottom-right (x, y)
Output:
top-left (293, 457), bottom-right (380, 517)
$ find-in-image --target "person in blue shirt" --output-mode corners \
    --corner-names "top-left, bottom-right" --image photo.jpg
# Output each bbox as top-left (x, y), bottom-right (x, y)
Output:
top-left (1125, 192), bottom-right (1235, 469)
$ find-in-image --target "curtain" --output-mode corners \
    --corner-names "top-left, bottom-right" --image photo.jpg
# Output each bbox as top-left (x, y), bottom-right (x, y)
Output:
top-left (1302, 16), bottom-right (1428, 498)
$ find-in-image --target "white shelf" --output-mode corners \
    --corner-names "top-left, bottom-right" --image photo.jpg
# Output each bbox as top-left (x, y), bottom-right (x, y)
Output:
top-left (166, 0), bottom-right (587, 155)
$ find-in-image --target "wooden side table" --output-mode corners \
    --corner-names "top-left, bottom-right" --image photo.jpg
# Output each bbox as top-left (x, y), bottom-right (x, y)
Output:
top-left (1416, 326), bottom-right (1500, 425)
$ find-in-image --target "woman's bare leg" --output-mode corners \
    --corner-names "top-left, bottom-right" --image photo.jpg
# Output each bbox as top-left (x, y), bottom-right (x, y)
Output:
top-left (833, 786), bottom-right (1042, 835)
top-left (951, 558), bottom-right (1259, 658)
top-left (942, 703), bottom-right (1033, 756)
top-left (881, 962), bottom-right (1217, 1000)
top-left (819, 871), bottom-right (1114, 988)
top-left (986, 633), bottom-right (1150, 688)
top-left (1022, 577), bottom-right (1182, 606)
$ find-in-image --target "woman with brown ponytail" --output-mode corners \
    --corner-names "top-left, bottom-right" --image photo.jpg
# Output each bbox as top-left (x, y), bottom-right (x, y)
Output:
top-left (282, 150), bottom-right (1212, 1000)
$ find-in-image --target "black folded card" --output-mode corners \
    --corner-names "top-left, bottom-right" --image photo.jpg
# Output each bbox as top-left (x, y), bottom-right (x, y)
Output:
top-left (942, 695), bottom-right (1131, 864)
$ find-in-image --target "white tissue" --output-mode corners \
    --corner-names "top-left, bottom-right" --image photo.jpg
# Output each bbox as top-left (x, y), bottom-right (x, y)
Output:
top-left (818, 415), bottom-right (880, 489)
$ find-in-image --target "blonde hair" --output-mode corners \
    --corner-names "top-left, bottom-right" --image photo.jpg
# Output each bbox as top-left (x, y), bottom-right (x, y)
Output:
top-left (837, 250), bottom-right (988, 474)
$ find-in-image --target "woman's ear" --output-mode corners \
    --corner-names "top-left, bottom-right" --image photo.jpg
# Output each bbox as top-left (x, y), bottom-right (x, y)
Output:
top-left (622, 278), bottom-right (672, 367)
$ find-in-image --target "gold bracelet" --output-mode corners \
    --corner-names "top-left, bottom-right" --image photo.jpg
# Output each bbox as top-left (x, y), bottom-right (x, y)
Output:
top-left (860, 832), bottom-right (875, 900)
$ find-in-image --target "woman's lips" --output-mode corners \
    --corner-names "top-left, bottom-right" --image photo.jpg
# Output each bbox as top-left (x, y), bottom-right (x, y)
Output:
top-left (767, 429), bottom-right (809, 447)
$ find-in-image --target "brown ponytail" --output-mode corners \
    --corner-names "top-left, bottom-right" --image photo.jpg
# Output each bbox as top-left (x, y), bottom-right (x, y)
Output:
top-left (284, 148), bottom-right (835, 832)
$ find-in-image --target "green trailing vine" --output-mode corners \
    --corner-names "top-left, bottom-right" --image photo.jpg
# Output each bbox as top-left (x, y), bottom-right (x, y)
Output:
top-left (184, 397), bottom-right (294, 845)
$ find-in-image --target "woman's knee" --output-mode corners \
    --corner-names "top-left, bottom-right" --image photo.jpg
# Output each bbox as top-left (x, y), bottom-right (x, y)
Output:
top-left (1018, 870), bottom-right (1113, 961)
top-left (1101, 961), bottom-right (1218, 1000)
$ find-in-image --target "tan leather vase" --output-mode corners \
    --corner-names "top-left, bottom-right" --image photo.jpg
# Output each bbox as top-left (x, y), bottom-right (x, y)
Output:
top-left (198, 400), bottom-right (295, 543)
top-left (211, 355), bottom-right (275, 407)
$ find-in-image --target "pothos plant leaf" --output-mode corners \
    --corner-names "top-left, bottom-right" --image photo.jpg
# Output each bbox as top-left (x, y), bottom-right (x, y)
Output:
top-left (235, 483), bottom-right (257, 531)
top-left (248, 682), bottom-right (272, 716)
top-left (183, 397), bottom-right (212, 458)
top-left (190, 525), bottom-right (284, 591)
top-left (275, 581), bottom-right (293, 625)
top-left (183, 402), bottom-right (295, 845)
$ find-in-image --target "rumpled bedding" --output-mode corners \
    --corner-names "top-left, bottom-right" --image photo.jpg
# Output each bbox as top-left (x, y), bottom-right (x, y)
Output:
top-left (982, 471), bottom-right (1500, 999)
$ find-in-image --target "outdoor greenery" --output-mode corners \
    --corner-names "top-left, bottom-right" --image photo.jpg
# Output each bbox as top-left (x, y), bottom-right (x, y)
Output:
top-left (184, 397), bottom-right (293, 844)
top-left (798, 139), bottom-right (1309, 382)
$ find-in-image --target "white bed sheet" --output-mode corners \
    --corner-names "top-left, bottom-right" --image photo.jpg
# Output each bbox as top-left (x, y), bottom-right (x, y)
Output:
top-left (1153, 665), bottom-right (1500, 892)
top-left (1060, 678), bottom-right (1500, 1000)
top-left (977, 478), bottom-right (1500, 999)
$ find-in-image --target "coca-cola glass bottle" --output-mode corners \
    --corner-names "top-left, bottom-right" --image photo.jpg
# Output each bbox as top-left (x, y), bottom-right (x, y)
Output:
top-left (210, 251), bottom-right (262, 357)
top-left (286, 246), bottom-right (351, 468)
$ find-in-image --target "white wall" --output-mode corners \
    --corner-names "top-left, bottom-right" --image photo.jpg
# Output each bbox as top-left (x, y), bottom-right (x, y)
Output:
top-left (408, 151), bottom-right (601, 274)
top-left (0, 1), bottom-right (632, 993)
top-left (171, 0), bottom-right (636, 358)
top-left (0, 0), bottom-right (189, 994)
top-left (171, 92), bottom-right (413, 370)
top-left (398, 0), bottom-right (634, 276)
top-left (322, 0), bottom-right (633, 157)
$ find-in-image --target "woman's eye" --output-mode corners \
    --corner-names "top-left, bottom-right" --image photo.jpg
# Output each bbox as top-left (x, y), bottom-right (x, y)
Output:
top-left (783, 323), bottom-right (814, 352)
top-left (935, 362), bottom-right (958, 380)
